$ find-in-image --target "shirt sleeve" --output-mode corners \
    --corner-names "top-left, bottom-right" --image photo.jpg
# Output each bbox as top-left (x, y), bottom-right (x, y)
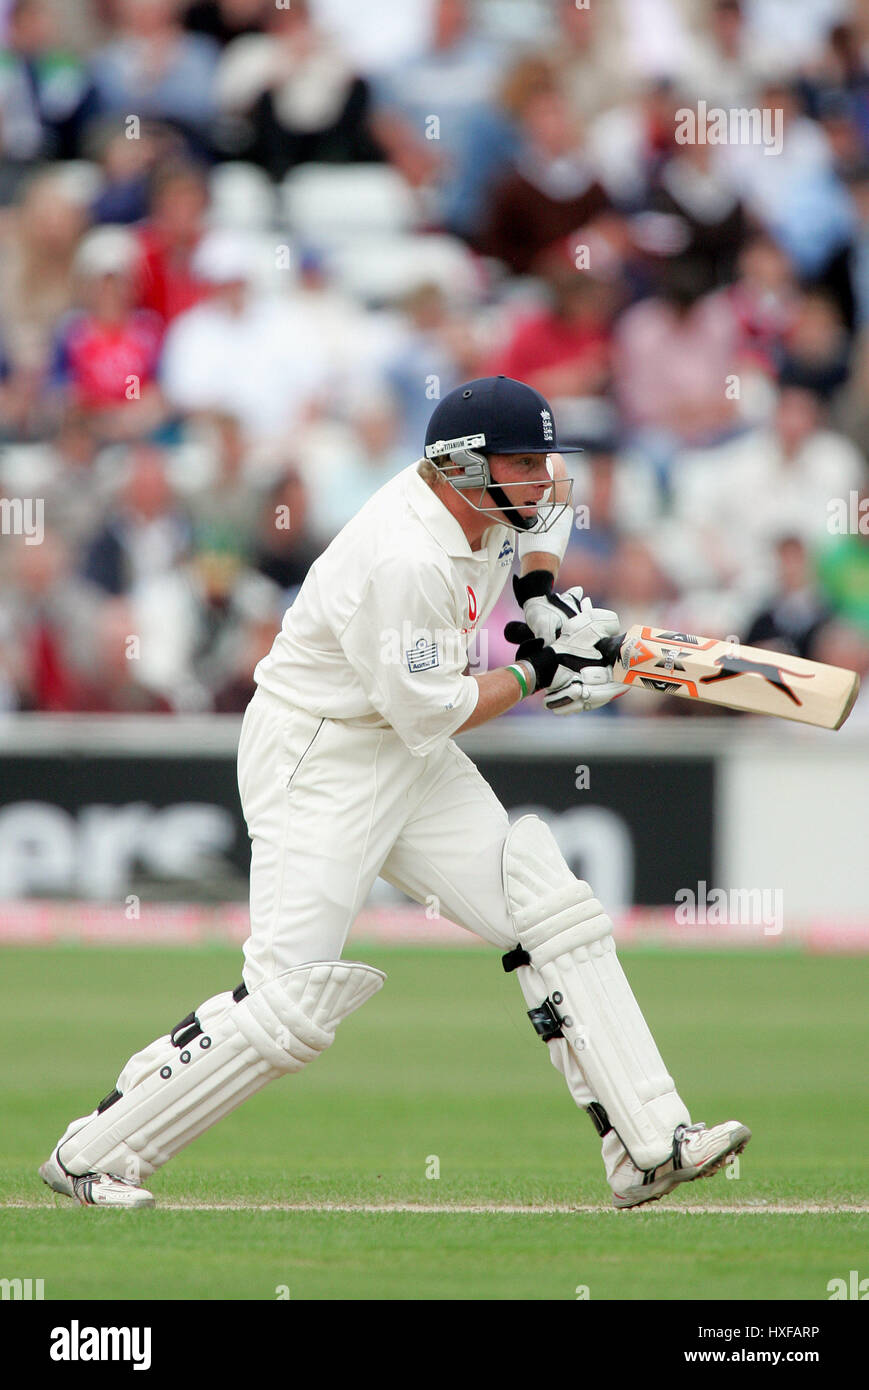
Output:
top-left (338, 553), bottom-right (479, 757)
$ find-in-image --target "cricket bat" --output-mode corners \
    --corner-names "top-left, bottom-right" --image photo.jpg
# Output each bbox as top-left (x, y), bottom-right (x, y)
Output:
top-left (594, 627), bottom-right (860, 730)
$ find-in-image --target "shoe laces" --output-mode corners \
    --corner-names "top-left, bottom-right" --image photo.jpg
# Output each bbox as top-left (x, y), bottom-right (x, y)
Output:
top-left (75, 1171), bottom-right (139, 1189)
top-left (674, 1122), bottom-right (707, 1143)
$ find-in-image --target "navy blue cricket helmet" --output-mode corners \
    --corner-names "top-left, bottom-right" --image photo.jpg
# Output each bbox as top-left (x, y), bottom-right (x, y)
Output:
top-left (425, 375), bottom-right (580, 460)
top-left (423, 375), bottom-right (579, 532)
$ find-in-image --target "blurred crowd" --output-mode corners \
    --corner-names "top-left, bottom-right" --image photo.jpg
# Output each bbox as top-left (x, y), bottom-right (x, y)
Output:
top-left (1, 0), bottom-right (869, 717)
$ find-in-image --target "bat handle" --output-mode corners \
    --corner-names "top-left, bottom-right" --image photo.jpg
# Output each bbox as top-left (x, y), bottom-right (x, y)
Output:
top-left (595, 633), bottom-right (626, 668)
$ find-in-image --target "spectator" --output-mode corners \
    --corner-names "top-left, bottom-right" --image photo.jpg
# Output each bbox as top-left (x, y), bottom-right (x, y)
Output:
top-left (480, 68), bottom-right (611, 274)
top-left (586, 78), bottom-right (680, 207)
top-left (183, 0), bottom-right (267, 49)
top-left (295, 387), bottom-right (409, 538)
top-left (185, 410), bottom-right (261, 559)
top-left (744, 535), bottom-right (834, 657)
top-left (80, 443), bottom-right (192, 597)
top-left (0, 0), bottom-right (94, 201)
top-left (75, 597), bottom-right (174, 713)
top-left (370, 0), bottom-right (502, 206)
top-left (254, 468), bottom-right (323, 597)
top-left (613, 257), bottom-right (742, 491)
top-left (729, 232), bottom-right (800, 375)
top-left (717, 79), bottom-right (854, 282)
top-left (90, 0), bottom-right (219, 157)
top-left (678, 0), bottom-right (765, 110)
top-left (37, 409), bottom-right (105, 549)
top-left (116, 537), bottom-right (282, 713)
top-left (800, 22), bottom-right (869, 159)
top-left (673, 385), bottom-right (866, 607)
top-left (283, 247), bottom-right (397, 407)
top-left (160, 229), bottom-right (330, 443)
top-left (381, 282), bottom-right (476, 452)
top-left (215, 0), bottom-right (381, 178)
top-left (845, 162), bottom-right (869, 327)
top-left (212, 615), bottom-right (280, 711)
top-left (603, 534), bottom-right (679, 635)
top-left (554, 0), bottom-right (632, 122)
top-left (645, 140), bottom-right (747, 288)
top-left (210, 573), bottom-right (284, 712)
top-left (776, 289), bottom-right (851, 402)
top-left (306, 0), bottom-right (436, 78)
top-left (0, 167), bottom-right (88, 374)
top-left (810, 616), bottom-right (869, 707)
top-left (0, 526), bottom-right (94, 711)
top-left (444, 54), bottom-right (550, 244)
top-left (134, 159), bottom-right (211, 327)
top-left (817, 489), bottom-right (869, 635)
top-left (560, 434), bottom-right (624, 605)
top-left (745, 0), bottom-right (854, 73)
top-left (491, 250), bottom-right (616, 402)
top-left (51, 226), bottom-right (166, 443)
top-left (88, 118), bottom-right (163, 226)
top-left (814, 88), bottom-right (866, 180)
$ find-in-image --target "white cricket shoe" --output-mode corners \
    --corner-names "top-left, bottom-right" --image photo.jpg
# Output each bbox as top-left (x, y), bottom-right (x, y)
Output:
top-left (610, 1120), bottom-right (751, 1210)
top-left (70, 1173), bottom-right (156, 1209)
top-left (39, 1146), bottom-right (155, 1209)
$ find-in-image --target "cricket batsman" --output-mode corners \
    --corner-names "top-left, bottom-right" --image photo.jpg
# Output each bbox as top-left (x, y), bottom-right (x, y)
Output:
top-left (40, 376), bottom-right (750, 1209)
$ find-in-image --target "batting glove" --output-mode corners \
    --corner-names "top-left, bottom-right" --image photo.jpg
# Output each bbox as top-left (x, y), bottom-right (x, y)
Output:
top-left (544, 665), bottom-right (626, 715)
top-left (512, 571), bottom-right (584, 645)
top-left (505, 618), bottom-right (626, 714)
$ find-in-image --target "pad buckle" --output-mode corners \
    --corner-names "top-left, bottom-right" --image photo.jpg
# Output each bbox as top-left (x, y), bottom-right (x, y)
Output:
top-left (502, 946), bottom-right (531, 973)
top-left (171, 1011), bottom-right (202, 1049)
top-left (527, 998), bottom-right (564, 1043)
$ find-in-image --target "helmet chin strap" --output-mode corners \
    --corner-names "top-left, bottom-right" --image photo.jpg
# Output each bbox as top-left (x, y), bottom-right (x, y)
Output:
top-left (485, 480), bottom-right (536, 532)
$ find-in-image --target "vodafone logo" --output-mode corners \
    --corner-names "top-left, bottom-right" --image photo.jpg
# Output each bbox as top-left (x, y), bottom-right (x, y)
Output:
top-left (467, 585), bottom-right (477, 624)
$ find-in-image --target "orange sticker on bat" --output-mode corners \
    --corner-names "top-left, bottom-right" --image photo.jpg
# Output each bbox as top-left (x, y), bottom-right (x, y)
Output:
top-left (625, 640), bottom-right (656, 668)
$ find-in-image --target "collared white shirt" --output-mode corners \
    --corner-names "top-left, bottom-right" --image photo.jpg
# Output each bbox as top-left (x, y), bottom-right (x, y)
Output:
top-left (254, 463), bottom-right (516, 756)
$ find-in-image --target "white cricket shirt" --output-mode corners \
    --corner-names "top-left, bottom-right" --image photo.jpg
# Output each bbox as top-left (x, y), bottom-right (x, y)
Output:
top-left (254, 462), bottom-right (517, 756)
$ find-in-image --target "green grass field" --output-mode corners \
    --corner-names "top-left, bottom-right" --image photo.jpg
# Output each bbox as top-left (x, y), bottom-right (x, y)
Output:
top-left (1, 943), bottom-right (867, 1300)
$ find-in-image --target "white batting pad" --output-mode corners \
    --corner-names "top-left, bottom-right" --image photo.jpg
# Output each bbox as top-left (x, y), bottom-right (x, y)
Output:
top-left (56, 961), bottom-right (385, 1182)
top-left (503, 816), bottom-right (689, 1169)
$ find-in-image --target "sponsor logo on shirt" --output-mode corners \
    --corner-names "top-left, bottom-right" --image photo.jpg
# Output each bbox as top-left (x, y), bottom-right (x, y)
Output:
top-left (497, 538), bottom-right (514, 566)
top-left (466, 585), bottom-right (477, 624)
top-left (406, 637), bottom-right (440, 672)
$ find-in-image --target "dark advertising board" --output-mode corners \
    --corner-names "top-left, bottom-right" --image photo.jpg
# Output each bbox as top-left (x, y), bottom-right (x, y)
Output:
top-left (0, 740), bottom-right (714, 908)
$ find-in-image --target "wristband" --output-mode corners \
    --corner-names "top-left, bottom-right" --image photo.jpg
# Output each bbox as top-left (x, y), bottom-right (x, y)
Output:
top-left (522, 643), bottom-right (559, 691)
top-left (506, 663), bottom-right (529, 698)
top-left (512, 570), bottom-right (554, 607)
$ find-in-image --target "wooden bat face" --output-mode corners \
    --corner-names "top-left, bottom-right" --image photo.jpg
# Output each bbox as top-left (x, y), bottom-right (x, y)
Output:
top-left (610, 628), bottom-right (860, 730)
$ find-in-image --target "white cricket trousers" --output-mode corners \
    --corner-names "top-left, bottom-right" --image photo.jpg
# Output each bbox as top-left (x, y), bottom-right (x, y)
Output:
top-left (237, 686), bottom-right (518, 990)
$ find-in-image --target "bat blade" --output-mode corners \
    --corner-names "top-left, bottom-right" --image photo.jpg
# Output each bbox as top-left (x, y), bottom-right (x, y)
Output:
top-left (605, 627), bottom-right (860, 730)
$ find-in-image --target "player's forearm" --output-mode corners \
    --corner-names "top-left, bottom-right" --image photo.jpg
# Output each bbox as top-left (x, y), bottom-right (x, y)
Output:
top-left (519, 550), bottom-right (560, 580)
top-left (455, 665), bottom-right (534, 733)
